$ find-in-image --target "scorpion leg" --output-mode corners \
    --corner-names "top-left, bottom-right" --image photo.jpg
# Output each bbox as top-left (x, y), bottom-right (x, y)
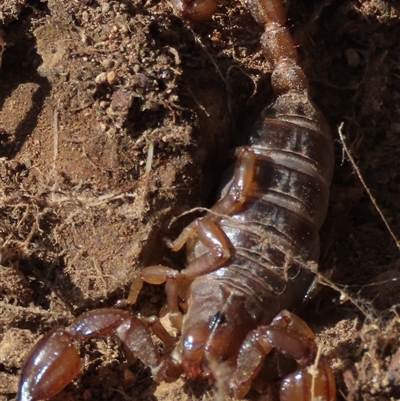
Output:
top-left (128, 149), bottom-right (256, 328)
top-left (18, 309), bottom-right (167, 401)
top-left (170, 148), bottom-right (256, 256)
top-left (127, 265), bottom-right (184, 329)
top-left (231, 310), bottom-right (336, 401)
top-left (166, 147), bottom-right (256, 264)
top-left (18, 328), bottom-right (82, 401)
top-left (128, 217), bottom-right (233, 330)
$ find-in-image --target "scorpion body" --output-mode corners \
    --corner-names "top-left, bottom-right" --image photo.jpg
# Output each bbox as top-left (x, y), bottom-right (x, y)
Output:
top-left (18, 0), bottom-right (336, 400)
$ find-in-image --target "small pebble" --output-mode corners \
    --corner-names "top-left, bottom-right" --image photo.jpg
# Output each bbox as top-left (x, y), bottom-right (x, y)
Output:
top-left (345, 48), bottom-right (361, 68)
top-left (107, 70), bottom-right (117, 85)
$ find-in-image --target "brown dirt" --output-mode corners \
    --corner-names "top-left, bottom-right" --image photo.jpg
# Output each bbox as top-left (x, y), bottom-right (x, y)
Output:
top-left (0, 0), bottom-right (400, 400)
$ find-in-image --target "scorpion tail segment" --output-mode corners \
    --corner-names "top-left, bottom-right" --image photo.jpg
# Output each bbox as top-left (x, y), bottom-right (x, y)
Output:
top-left (280, 360), bottom-right (337, 401)
top-left (248, 0), bottom-right (311, 99)
top-left (270, 60), bottom-right (309, 96)
top-left (18, 328), bottom-right (82, 401)
top-left (169, 0), bottom-right (217, 21)
top-left (247, 0), bottom-right (286, 26)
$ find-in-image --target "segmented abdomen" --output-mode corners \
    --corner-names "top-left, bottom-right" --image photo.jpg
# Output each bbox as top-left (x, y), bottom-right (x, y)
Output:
top-left (212, 93), bottom-right (334, 312)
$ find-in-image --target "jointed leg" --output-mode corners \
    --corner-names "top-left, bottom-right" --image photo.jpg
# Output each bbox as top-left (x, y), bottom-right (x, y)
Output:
top-left (127, 149), bottom-right (256, 329)
top-left (231, 310), bottom-right (336, 401)
top-left (127, 217), bottom-right (232, 330)
top-left (169, 147), bottom-right (256, 253)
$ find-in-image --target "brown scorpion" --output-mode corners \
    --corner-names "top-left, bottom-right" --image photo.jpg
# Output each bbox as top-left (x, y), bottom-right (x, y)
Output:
top-left (17, 0), bottom-right (336, 400)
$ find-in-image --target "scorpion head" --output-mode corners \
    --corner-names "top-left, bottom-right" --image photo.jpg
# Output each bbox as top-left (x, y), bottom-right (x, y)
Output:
top-left (172, 276), bottom-right (259, 382)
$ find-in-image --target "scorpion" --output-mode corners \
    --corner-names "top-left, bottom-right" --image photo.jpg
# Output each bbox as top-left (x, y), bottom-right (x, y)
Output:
top-left (17, 0), bottom-right (336, 400)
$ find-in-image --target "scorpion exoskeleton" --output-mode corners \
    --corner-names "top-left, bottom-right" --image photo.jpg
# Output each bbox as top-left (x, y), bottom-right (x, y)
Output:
top-left (17, 0), bottom-right (336, 400)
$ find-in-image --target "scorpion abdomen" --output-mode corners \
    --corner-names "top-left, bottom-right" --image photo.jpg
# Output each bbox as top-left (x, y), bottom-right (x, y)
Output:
top-left (213, 97), bottom-right (333, 290)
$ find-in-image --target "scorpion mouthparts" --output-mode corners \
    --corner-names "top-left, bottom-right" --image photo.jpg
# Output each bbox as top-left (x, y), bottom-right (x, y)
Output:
top-left (184, 363), bottom-right (202, 380)
top-left (152, 356), bottom-right (184, 383)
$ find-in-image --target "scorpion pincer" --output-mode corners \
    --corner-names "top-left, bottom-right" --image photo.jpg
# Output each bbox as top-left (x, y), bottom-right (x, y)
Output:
top-left (17, 0), bottom-right (336, 400)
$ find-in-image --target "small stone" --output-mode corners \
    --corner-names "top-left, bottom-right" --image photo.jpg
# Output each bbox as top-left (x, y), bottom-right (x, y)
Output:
top-left (106, 70), bottom-right (117, 85)
top-left (102, 3), bottom-right (110, 13)
top-left (110, 90), bottom-right (131, 113)
top-left (82, 11), bottom-right (89, 22)
top-left (345, 48), bottom-right (361, 68)
top-left (101, 58), bottom-right (115, 69)
top-left (95, 72), bottom-right (107, 84)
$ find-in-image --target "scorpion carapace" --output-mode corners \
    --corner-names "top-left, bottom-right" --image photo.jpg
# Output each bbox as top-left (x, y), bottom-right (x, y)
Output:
top-left (17, 0), bottom-right (336, 400)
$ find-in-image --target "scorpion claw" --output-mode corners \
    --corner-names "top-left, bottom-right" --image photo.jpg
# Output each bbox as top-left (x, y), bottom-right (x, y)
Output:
top-left (280, 360), bottom-right (336, 401)
top-left (18, 328), bottom-right (82, 401)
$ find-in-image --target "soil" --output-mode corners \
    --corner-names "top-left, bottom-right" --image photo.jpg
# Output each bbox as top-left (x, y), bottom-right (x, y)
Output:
top-left (0, 0), bottom-right (400, 400)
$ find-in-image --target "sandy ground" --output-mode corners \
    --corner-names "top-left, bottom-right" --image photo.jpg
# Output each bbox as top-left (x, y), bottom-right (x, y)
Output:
top-left (0, 0), bottom-right (400, 400)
